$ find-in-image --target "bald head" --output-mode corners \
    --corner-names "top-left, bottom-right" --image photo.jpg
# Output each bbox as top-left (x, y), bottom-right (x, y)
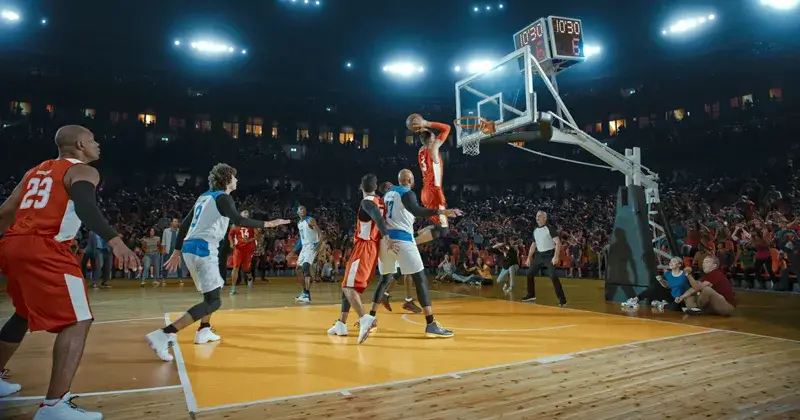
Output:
top-left (55, 125), bottom-right (93, 150)
top-left (398, 169), bottom-right (414, 188)
top-left (55, 125), bottom-right (99, 163)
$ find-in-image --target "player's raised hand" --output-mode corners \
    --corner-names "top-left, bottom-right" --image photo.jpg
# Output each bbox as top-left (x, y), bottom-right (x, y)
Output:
top-left (163, 251), bottom-right (182, 273)
top-left (265, 219), bottom-right (291, 228)
top-left (108, 236), bottom-right (140, 272)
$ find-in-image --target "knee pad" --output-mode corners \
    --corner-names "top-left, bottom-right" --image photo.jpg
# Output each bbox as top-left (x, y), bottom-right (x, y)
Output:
top-left (411, 272), bottom-right (432, 307)
top-left (204, 288), bottom-right (222, 313)
top-left (302, 263), bottom-right (312, 277)
top-left (0, 313), bottom-right (28, 344)
top-left (372, 274), bottom-right (393, 303)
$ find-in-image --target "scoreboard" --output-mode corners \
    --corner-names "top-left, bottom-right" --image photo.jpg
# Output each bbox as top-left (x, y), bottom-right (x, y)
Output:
top-left (512, 15), bottom-right (585, 72)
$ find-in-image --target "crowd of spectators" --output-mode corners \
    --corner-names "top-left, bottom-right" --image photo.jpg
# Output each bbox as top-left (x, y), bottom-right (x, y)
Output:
top-left (0, 96), bottom-right (798, 294)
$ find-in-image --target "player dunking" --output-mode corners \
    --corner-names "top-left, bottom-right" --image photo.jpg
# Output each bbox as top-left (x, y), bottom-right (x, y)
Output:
top-left (228, 211), bottom-right (257, 295)
top-left (293, 205), bottom-right (324, 304)
top-left (0, 125), bottom-right (139, 419)
top-left (368, 169), bottom-right (461, 338)
top-left (407, 113), bottom-right (452, 244)
top-left (327, 173), bottom-right (392, 343)
top-left (146, 164), bottom-right (289, 362)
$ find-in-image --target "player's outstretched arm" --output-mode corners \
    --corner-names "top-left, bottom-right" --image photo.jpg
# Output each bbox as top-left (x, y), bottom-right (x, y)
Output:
top-left (0, 180), bottom-right (24, 234)
top-left (215, 194), bottom-right (290, 229)
top-left (424, 121), bottom-right (451, 143)
top-left (360, 200), bottom-right (388, 237)
top-left (64, 164), bottom-right (139, 271)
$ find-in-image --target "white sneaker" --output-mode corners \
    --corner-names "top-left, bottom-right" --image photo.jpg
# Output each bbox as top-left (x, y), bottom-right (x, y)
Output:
top-left (146, 329), bottom-right (176, 362)
top-left (327, 320), bottom-right (348, 336)
top-left (194, 327), bottom-right (221, 344)
top-left (621, 298), bottom-right (639, 308)
top-left (296, 295), bottom-right (310, 304)
top-left (357, 315), bottom-right (376, 344)
top-left (34, 393), bottom-right (103, 420)
top-left (0, 377), bottom-right (21, 397)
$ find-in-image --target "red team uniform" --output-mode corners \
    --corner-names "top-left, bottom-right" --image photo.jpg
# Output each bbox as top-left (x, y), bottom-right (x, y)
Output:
top-left (0, 158), bottom-right (93, 332)
top-left (342, 195), bottom-right (385, 294)
top-left (229, 226), bottom-right (256, 271)
top-left (418, 122), bottom-right (451, 227)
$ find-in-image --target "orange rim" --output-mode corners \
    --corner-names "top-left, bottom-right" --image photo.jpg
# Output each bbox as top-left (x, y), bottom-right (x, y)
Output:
top-left (454, 116), bottom-right (488, 129)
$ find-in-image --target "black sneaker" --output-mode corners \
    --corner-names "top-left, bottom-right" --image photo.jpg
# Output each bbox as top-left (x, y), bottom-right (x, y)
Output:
top-left (402, 299), bottom-right (423, 313)
top-left (522, 295), bottom-right (537, 302)
top-left (380, 294), bottom-right (393, 312)
top-left (685, 308), bottom-right (704, 316)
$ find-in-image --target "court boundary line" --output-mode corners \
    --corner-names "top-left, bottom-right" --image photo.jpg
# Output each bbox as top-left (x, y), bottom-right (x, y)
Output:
top-left (165, 313), bottom-right (200, 414)
top-left (434, 290), bottom-right (800, 344)
top-left (400, 314), bottom-right (577, 332)
top-left (190, 329), bottom-right (715, 414)
top-left (0, 385), bottom-right (182, 402)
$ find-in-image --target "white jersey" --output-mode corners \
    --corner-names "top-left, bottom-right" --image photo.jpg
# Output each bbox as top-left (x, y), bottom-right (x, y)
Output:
top-left (183, 191), bottom-right (230, 253)
top-left (298, 216), bottom-right (319, 246)
top-left (383, 186), bottom-right (415, 242)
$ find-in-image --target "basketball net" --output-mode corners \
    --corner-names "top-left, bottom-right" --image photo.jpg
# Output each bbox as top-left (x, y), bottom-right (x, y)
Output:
top-left (454, 116), bottom-right (495, 156)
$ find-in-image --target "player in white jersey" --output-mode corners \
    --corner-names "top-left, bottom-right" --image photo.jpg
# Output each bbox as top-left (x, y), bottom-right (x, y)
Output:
top-left (145, 164), bottom-right (289, 362)
top-left (368, 169), bottom-right (462, 338)
top-left (293, 205), bottom-right (324, 303)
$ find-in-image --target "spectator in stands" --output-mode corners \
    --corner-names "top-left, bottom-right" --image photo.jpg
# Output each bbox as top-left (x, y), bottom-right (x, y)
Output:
top-left (677, 256), bottom-right (736, 316)
top-left (436, 253), bottom-right (454, 282)
top-left (140, 227), bottom-right (162, 286)
top-left (778, 235), bottom-right (799, 291)
top-left (452, 257), bottom-right (492, 285)
top-left (752, 233), bottom-right (777, 286)
top-left (161, 218), bottom-right (185, 282)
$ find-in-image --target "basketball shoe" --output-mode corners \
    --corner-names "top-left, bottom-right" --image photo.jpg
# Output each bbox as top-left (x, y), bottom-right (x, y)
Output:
top-left (357, 314), bottom-right (377, 344)
top-left (402, 298), bottom-right (423, 313)
top-left (146, 329), bottom-right (177, 362)
top-left (327, 320), bottom-right (348, 336)
top-left (33, 393), bottom-right (102, 420)
top-left (0, 370), bottom-right (21, 397)
top-left (425, 320), bottom-right (454, 338)
top-left (194, 327), bottom-right (221, 344)
top-left (380, 293), bottom-right (393, 312)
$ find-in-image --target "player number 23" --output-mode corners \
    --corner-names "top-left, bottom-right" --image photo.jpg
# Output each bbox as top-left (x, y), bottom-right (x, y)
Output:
top-left (20, 177), bottom-right (54, 209)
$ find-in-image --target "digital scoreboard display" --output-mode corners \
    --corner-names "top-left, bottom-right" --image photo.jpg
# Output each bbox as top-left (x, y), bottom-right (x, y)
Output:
top-left (512, 18), bottom-right (551, 63)
top-left (547, 16), bottom-right (585, 60)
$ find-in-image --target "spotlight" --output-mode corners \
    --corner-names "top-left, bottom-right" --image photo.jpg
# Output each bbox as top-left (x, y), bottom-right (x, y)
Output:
top-left (473, 6), bottom-right (479, 12)
top-left (41, 18), bottom-right (47, 25)
top-left (761, 0), bottom-right (798, 9)
top-left (1, 10), bottom-right (21, 21)
top-left (174, 40), bottom-right (181, 46)
top-left (241, 49), bottom-right (247, 54)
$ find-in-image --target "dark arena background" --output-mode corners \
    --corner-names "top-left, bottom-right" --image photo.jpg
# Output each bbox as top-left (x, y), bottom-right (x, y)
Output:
top-left (1, 0), bottom-right (800, 419)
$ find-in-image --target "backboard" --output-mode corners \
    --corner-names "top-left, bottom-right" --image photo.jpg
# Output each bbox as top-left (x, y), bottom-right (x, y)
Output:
top-left (455, 45), bottom-right (535, 148)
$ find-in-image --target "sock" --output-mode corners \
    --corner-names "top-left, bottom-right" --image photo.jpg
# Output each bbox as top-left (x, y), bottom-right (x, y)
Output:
top-left (163, 325), bottom-right (178, 334)
top-left (43, 391), bottom-right (68, 406)
top-left (369, 310), bottom-right (376, 317)
top-left (199, 322), bottom-right (211, 330)
top-left (425, 315), bottom-right (434, 325)
top-left (405, 297), bottom-right (413, 302)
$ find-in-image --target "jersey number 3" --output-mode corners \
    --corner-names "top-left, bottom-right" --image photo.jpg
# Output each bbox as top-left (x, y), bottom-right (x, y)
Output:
top-left (20, 177), bottom-right (53, 209)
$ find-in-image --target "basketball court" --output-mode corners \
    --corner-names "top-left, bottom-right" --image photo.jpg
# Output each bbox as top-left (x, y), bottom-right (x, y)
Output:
top-left (1, 278), bottom-right (799, 419)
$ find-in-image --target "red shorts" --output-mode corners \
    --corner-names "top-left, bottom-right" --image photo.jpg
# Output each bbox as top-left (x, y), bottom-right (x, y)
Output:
top-left (0, 236), bottom-right (94, 332)
top-left (232, 247), bottom-right (254, 271)
top-left (341, 240), bottom-right (379, 294)
top-left (421, 187), bottom-right (448, 227)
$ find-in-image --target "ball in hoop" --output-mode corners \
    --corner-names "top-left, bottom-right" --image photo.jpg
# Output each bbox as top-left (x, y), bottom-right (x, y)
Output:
top-left (406, 113), bottom-right (424, 131)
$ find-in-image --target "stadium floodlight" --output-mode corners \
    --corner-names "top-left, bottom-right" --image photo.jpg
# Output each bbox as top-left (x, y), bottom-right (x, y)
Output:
top-left (189, 40), bottom-right (239, 54)
top-left (454, 65), bottom-right (462, 72)
top-left (1, 9), bottom-right (21, 22)
top-left (382, 62), bottom-right (425, 77)
top-left (41, 18), bottom-right (47, 25)
top-left (473, 6), bottom-right (479, 12)
top-left (315, 0), bottom-right (320, 4)
top-left (761, 0), bottom-right (798, 9)
top-left (174, 40), bottom-right (181, 46)
top-left (662, 13), bottom-right (717, 36)
top-left (467, 60), bottom-right (494, 74)
top-left (584, 44), bottom-right (602, 58)
top-left (498, 4), bottom-right (504, 9)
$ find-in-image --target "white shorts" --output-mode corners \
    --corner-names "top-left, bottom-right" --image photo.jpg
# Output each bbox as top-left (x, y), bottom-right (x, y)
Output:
top-left (378, 239), bottom-right (424, 275)
top-left (297, 244), bottom-right (317, 267)
top-left (183, 253), bottom-right (224, 294)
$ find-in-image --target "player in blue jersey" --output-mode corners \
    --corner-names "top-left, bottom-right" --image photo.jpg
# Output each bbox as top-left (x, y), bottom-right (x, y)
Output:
top-left (293, 205), bottom-right (324, 303)
top-left (367, 169), bottom-right (462, 339)
top-left (145, 164), bottom-right (290, 362)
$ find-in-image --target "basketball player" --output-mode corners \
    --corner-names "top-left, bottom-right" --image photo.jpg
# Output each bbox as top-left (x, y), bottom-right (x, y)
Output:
top-left (407, 114), bottom-right (452, 245)
top-left (228, 210), bottom-right (257, 295)
top-left (368, 169), bottom-right (461, 338)
top-left (293, 205), bottom-right (324, 303)
top-left (375, 180), bottom-right (423, 313)
top-left (327, 173), bottom-right (392, 343)
top-left (146, 164), bottom-right (289, 362)
top-left (0, 125), bottom-right (139, 419)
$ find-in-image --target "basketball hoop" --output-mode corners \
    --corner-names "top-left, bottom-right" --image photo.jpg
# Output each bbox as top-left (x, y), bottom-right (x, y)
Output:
top-left (454, 116), bottom-right (495, 156)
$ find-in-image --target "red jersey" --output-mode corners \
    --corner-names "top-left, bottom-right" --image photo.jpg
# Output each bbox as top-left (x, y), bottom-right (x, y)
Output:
top-left (353, 195), bottom-right (384, 243)
top-left (229, 226), bottom-right (257, 250)
top-left (5, 158), bottom-right (84, 242)
top-left (418, 148), bottom-right (444, 189)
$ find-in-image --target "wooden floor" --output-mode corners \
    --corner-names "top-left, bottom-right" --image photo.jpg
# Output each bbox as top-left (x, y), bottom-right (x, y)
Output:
top-left (1, 276), bottom-right (799, 419)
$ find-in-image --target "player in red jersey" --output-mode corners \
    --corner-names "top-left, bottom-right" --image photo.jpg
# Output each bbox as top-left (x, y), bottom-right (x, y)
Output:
top-left (228, 210), bottom-right (257, 295)
top-left (0, 125), bottom-right (138, 419)
top-left (326, 173), bottom-right (391, 344)
top-left (408, 114), bottom-right (452, 244)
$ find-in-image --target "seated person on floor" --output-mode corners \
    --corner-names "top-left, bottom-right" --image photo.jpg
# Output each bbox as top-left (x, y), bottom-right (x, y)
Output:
top-left (676, 256), bottom-right (736, 316)
top-left (622, 257), bottom-right (691, 310)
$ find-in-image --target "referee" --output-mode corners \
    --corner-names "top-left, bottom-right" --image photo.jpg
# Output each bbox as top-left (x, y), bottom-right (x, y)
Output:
top-left (523, 211), bottom-right (567, 306)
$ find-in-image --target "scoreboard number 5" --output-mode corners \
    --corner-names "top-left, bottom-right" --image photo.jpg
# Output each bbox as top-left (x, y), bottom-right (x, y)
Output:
top-left (20, 177), bottom-right (54, 209)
